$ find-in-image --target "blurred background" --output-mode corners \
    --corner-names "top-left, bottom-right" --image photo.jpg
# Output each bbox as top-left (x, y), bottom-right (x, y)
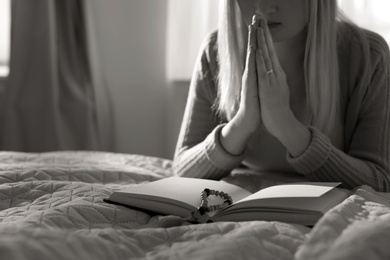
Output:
top-left (0, 0), bottom-right (389, 160)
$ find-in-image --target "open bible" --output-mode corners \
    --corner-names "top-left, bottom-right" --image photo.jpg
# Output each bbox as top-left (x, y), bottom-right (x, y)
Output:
top-left (104, 177), bottom-right (350, 225)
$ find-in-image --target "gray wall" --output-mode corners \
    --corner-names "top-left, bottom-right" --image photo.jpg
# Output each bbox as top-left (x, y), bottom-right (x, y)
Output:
top-left (94, 0), bottom-right (189, 159)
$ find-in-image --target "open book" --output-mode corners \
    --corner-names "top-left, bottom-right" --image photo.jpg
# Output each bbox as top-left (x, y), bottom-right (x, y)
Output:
top-left (104, 177), bottom-right (350, 225)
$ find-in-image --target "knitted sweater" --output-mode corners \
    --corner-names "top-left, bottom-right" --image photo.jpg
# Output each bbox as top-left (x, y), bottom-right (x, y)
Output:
top-left (173, 23), bottom-right (390, 192)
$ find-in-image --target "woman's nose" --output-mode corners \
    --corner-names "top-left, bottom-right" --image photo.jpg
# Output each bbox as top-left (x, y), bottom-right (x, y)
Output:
top-left (255, 1), bottom-right (277, 16)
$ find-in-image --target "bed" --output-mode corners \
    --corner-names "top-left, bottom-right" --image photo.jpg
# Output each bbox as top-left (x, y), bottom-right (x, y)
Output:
top-left (0, 151), bottom-right (389, 260)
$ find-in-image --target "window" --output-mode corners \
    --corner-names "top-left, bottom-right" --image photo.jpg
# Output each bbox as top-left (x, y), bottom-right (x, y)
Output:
top-left (166, 1), bottom-right (390, 81)
top-left (166, 0), bottom-right (220, 81)
top-left (338, 0), bottom-right (390, 44)
top-left (0, 0), bottom-right (11, 77)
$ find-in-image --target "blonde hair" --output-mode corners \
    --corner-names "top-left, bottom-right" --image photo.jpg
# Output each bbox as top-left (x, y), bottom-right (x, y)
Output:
top-left (304, 0), bottom-right (339, 133)
top-left (215, 0), bottom-right (362, 134)
top-left (215, 0), bottom-right (245, 122)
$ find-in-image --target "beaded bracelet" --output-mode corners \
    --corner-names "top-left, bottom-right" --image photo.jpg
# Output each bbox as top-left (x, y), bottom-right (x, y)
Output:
top-left (186, 188), bottom-right (233, 224)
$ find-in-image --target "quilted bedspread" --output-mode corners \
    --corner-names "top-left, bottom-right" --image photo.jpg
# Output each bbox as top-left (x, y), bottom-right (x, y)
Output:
top-left (0, 151), bottom-right (390, 260)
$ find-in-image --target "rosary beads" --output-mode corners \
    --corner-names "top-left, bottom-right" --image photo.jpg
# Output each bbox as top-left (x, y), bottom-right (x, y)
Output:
top-left (197, 188), bottom-right (233, 215)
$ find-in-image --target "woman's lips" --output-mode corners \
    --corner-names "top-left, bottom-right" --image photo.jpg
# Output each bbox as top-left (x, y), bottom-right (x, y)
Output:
top-left (267, 23), bottom-right (282, 29)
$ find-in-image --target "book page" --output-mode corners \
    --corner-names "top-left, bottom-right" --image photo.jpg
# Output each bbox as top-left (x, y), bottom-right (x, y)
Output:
top-left (213, 183), bottom-right (350, 225)
top-left (236, 182), bottom-right (341, 203)
top-left (220, 187), bottom-right (350, 216)
top-left (216, 182), bottom-right (348, 218)
top-left (111, 177), bottom-right (252, 214)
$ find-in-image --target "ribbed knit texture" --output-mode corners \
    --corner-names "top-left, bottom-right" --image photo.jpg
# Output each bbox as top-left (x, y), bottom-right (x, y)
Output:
top-left (173, 23), bottom-right (390, 191)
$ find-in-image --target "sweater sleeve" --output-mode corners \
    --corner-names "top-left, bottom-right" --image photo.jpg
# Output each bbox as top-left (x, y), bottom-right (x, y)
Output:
top-left (173, 33), bottom-right (245, 179)
top-left (287, 32), bottom-right (390, 192)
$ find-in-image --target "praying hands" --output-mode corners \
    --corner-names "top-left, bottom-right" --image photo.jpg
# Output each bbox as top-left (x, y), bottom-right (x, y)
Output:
top-left (221, 14), bottom-right (311, 158)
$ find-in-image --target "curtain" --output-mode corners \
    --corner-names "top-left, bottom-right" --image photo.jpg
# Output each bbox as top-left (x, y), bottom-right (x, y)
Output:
top-left (1, 0), bottom-right (115, 152)
top-left (166, 0), bottom-right (220, 81)
top-left (0, 0), bottom-right (10, 77)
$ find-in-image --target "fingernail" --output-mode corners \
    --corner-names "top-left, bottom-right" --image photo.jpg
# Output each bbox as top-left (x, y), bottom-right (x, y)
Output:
top-left (252, 14), bottom-right (257, 24)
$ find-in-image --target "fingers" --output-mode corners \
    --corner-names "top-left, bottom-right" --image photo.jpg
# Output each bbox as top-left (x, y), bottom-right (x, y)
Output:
top-left (259, 18), bottom-right (281, 72)
top-left (247, 22), bottom-right (257, 51)
top-left (257, 28), bottom-right (276, 86)
top-left (256, 49), bottom-right (270, 86)
top-left (245, 25), bottom-right (257, 75)
top-left (245, 15), bottom-right (261, 71)
top-left (257, 27), bottom-right (273, 73)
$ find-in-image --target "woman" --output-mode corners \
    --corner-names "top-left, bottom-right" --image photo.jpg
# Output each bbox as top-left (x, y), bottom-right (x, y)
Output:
top-left (173, 0), bottom-right (390, 191)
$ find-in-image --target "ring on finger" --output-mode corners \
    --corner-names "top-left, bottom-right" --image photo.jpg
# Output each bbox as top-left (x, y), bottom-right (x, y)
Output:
top-left (266, 68), bottom-right (274, 75)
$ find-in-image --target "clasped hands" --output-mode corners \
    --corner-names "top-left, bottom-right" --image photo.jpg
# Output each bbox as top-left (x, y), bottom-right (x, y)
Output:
top-left (222, 14), bottom-right (311, 158)
top-left (236, 14), bottom-right (292, 138)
